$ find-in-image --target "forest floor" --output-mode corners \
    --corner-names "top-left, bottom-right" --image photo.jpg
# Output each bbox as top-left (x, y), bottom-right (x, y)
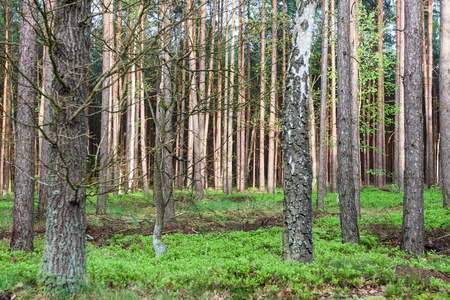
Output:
top-left (0, 188), bottom-right (449, 299)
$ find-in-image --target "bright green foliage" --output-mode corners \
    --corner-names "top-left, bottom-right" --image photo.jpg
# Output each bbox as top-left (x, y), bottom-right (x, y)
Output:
top-left (0, 189), bottom-right (449, 299)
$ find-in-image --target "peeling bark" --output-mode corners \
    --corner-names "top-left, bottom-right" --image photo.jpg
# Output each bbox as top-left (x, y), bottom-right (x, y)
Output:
top-left (281, 0), bottom-right (317, 263)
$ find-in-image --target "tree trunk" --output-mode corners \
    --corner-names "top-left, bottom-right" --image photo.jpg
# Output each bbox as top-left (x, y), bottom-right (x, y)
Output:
top-left (1, 0), bottom-right (11, 196)
top-left (139, 3), bottom-right (149, 197)
top-left (259, 1), bottom-right (267, 192)
top-left (439, 0), bottom-right (449, 208)
top-left (401, 0), bottom-right (424, 256)
top-left (395, 0), bottom-right (405, 191)
top-left (267, 0), bottom-right (277, 194)
top-left (281, 0), bottom-right (317, 263)
top-left (337, 0), bottom-right (360, 244)
top-left (350, 0), bottom-right (360, 217)
top-left (330, 0), bottom-right (338, 193)
top-left (226, 0), bottom-right (237, 195)
top-left (309, 75), bottom-right (317, 190)
top-left (154, 1), bottom-right (175, 253)
top-left (97, 0), bottom-right (114, 214)
top-left (317, 0), bottom-right (329, 209)
top-left (375, 0), bottom-right (385, 189)
top-left (11, 0), bottom-right (38, 252)
top-left (38, 0), bottom-right (90, 293)
top-left (198, 0), bottom-right (207, 191)
top-left (425, 0), bottom-right (434, 187)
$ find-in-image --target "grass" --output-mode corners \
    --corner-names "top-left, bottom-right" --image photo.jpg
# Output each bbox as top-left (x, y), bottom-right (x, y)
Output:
top-left (0, 188), bottom-right (449, 299)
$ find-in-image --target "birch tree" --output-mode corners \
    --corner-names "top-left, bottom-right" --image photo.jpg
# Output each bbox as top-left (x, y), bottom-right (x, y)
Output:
top-left (281, 0), bottom-right (317, 263)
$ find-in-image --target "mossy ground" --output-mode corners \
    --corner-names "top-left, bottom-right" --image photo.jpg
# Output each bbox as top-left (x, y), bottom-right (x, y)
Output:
top-left (0, 188), bottom-right (449, 299)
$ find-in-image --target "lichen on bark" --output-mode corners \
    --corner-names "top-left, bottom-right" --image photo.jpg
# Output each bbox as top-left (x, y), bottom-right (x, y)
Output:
top-left (281, 0), bottom-right (317, 263)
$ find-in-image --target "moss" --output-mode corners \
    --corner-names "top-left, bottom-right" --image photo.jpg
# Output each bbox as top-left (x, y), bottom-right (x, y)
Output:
top-left (37, 271), bottom-right (87, 298)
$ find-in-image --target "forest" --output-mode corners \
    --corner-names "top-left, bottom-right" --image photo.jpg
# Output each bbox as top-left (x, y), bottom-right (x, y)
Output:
top-left (0, 0), bottom-right (450, 297)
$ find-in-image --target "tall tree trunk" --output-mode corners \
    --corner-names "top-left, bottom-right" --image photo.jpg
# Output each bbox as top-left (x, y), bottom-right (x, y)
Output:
top-left (112, 0), bottom-right (123, 195)
top-left (1, 0), bottom-right (11, 196)
top-left (188, 2), bottom-right (204, 199)
top-left (330, 0), bottom-right (338, 193)
top-left (38, 0), bottom-right (91, 293)
top-left (375, 0), bottom-right (385, 189)
top-left (440, 0), bottom-right (450, 208)
top-left (281, 0), bottom-right (317, 263)
top-left (401, 0), bottom-right (424, 256)
top-left (138, 2), bottom-right (149, 197)
top-left (11, 0), bottom-right (38, 252)
top-left (126, 48), bottom-right (137, 194)
top-left (259, 1), bottom-right (267, 192)
top-left (97, 0), bottom-right (114, 214)
top-left (309, 75), bottom-right (317, 190)
top-left (198, 0), bottom-right (207, 190)
top-left (267, 0), bottom-right (277, 194)
top-left (350, 0), bottom-right (360, 217)
top-left (425, 0), bottom-right (434, 187)
top-left (226, 0), bottom-right (237, 195)
top-left (337, 0), bottom-right (360, 244)
top-left (37, 0), bottom-right (55, 220)
top-left (154, 1), bottom-right (175, 255)
top-left (395, 0), bottom-right (405, 191)
top-left (222, 3), bottom-right (229, 194)
top-left (317, 0), bottom-right (329, 209)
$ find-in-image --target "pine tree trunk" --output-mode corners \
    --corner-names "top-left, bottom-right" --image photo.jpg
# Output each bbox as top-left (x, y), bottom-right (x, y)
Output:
top-left (337, 0), bottom-right (360, 244)
top-left (375, 0), bottom-right (385, 189)
top-left (350, 0), bottom-right (360, 217)
top-left (259, 1), bottom-right (267, 192)
top-left (281, 0), bottom-right (317, 263)
top-left (425, 0), bottom-right (434, 187)
top-left (401, 0), bottom-right (424, 256)
top-left (97, 0), bottom-right (114, 214)
top-left (309, 75), bottom-right (317, 190)
top-left (226, 0), bottom-right (237, 195)
top-left (394, 0), bottom-right (405, 191)
top-left (139, 4), bottom-right (149, 197)
top-left (439, 0), bottom-right (450, 208)
top-left (11, 0), bottom-right (38, 252)
top-left (198, 0), bottom-right (207, 191)
top-left (330, 0), bottom-right (338, 193)
top-left (317, 0), bottom-right (329, 209)
top-left (39, 0), bottom-right (90, 293)
top-left (1, 0), bottom-right (11, 196)
top-left (267, 0), bottom-right (277, 194)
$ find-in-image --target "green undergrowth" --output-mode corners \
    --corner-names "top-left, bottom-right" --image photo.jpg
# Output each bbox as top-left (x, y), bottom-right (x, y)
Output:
top-left (0, 188), bottom-right (449, 299)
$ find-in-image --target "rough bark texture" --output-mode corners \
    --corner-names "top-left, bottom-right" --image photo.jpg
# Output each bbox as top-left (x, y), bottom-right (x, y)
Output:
top-left (375, 0), bottom-right (386, 189)
top-left (330, 0), bottom-right (338, 193)
top-left (97, 0), bottom-right (113, 214)
top-left (281, 0), bottom-right (317, 263)
top-left (441, 0), bottom-right (450, 208)
top-left (259, 1), bottom-right (267, 193)
top-left (337, 0), bottom-right (360, 244)
top-left (317, 0), bottom-right (329, 210)
top-left (38, 0), bottom-right (91, 294)
top-left (394, 0), bottom-right (405, 191)
top-left (267, 0), bottom-right (278, 194)
top-left (350, 0), bottom-right (360, 218)
top-left (401, 0), bottom-right (424, 256)
top-left (425, 0), bottom-right (434, 187)
top-left (155, 2), bottom-right (175, 221)
top-left (11, 0), bottom-right (38, 252)
top-left (0, 0), bottom-right (10, 196)
top-left (38, 45), bottom-right (54, 221)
